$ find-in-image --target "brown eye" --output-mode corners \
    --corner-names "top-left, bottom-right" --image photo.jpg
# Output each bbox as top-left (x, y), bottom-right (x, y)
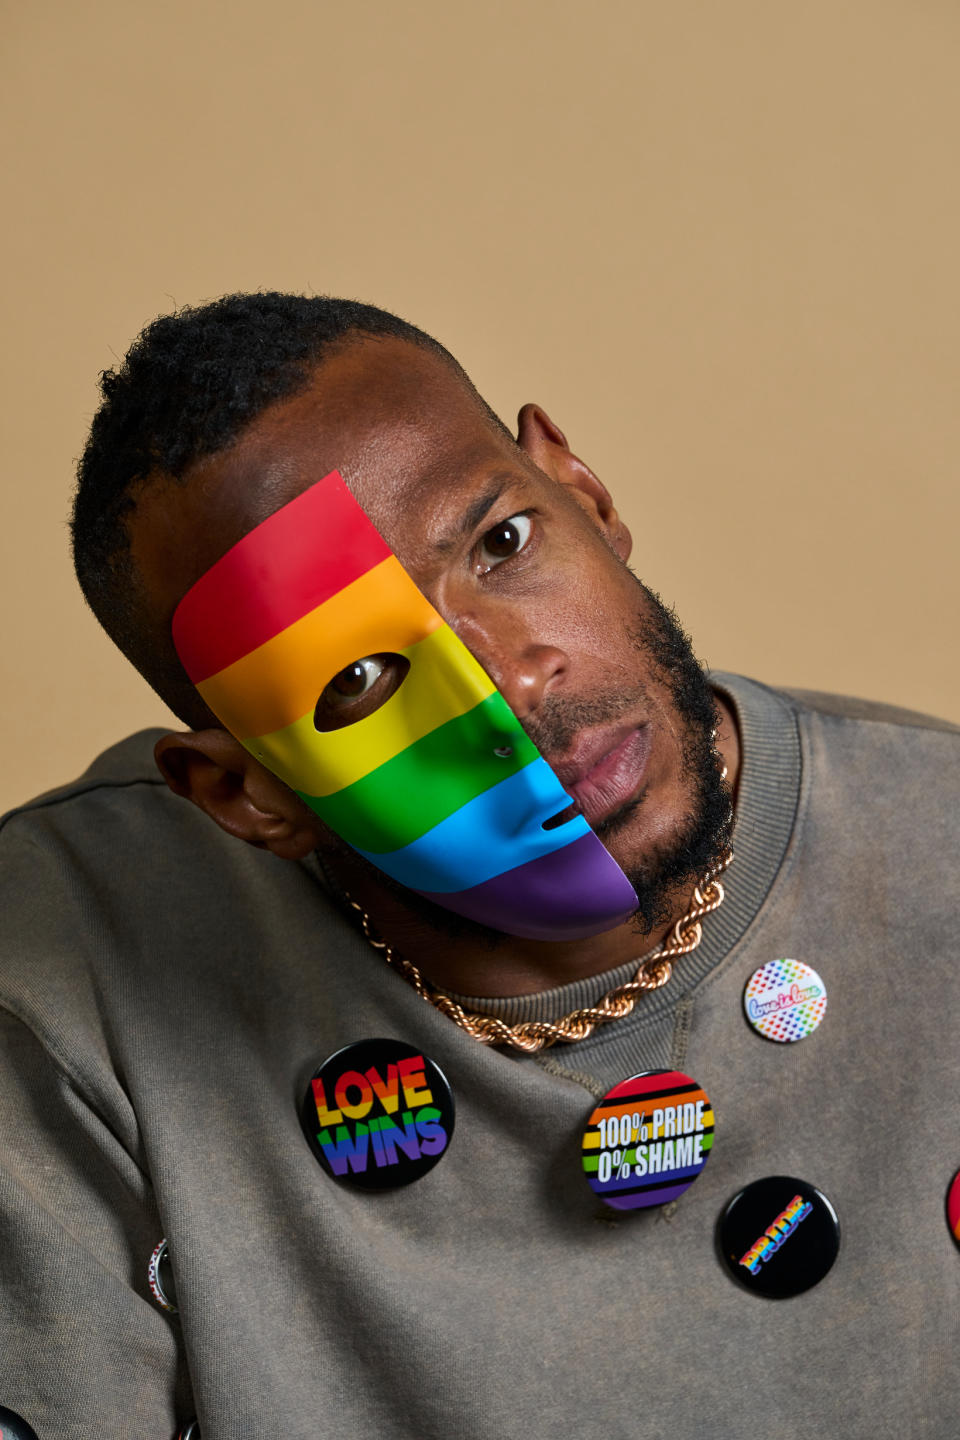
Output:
top-left (313, 654), bottom-right (410, 732)
top-left (478, 514), bottom-right (533, 569)
top-left (331, 659), bottom-right (382, 698)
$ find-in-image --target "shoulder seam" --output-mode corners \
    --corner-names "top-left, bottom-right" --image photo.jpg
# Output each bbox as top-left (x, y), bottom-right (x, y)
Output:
top-left (0, 998), bottom-right (153, 1186)
top-left (0, 774), bottom-right (168, 837)
top-left (775, 687), bottom-right (960, 736)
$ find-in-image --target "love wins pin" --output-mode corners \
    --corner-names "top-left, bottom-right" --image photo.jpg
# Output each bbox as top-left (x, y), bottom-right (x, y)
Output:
top-left (301, 1039), bottom-right (455, 1190)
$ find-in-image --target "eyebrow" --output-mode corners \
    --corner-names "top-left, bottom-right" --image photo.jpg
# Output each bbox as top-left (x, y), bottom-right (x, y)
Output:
top-left (432, 475), bottom-right (514, 554)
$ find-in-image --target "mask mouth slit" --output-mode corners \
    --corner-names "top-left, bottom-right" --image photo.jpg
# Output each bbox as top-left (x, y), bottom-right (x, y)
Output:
top-left (542, 801), bottom-right (580, 832)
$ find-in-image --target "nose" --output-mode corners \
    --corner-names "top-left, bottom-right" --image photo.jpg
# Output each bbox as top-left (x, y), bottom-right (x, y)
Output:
top-left (451, 609), bottom-right (568, 721)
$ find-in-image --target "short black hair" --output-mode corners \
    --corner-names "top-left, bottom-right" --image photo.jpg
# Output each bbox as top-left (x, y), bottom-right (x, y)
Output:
top-left (71, 292), bottom-right (500, 727)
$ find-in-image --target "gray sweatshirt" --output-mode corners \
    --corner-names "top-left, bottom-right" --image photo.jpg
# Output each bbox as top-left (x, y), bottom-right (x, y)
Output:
top-left (1, 674), bottom-right (958, 1438)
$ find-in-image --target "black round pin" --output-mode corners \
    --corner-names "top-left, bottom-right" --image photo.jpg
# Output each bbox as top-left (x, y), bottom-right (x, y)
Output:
top-left (300, 1038), bottom-right (455, 1190)
top-left (718, 1175), bottom-right (840, 1298)
top-left (0, 1406), bottom-right (41, 1440)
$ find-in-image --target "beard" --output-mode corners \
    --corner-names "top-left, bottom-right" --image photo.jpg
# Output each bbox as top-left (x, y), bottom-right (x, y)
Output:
top-left (321, 577), bottom-right (732, 953)
top-left (518, 578), bottom-right (732, 935)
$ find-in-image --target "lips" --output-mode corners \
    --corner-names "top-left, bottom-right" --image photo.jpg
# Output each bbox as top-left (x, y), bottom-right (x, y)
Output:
top-left (543, 725), bottom-right (651, 830)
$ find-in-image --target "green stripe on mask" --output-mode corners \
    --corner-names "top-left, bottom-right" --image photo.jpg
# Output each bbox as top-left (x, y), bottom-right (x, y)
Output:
top-left (299, 691), bottom-right (539, 853)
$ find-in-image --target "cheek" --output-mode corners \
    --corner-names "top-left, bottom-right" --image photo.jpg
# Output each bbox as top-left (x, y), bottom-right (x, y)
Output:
top-left (530, 551), bottom-right (646, 659)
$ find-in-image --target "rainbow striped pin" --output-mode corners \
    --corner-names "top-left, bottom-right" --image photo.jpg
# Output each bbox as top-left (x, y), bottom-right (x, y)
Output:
top-left (947, 1168), bottom-right (960, 1247)
top-left (582, 1070), bottom-right (715, 1210)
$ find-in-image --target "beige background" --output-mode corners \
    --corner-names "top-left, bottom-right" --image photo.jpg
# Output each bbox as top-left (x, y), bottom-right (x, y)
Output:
top-left (3, 0), bottom-right (957, 814)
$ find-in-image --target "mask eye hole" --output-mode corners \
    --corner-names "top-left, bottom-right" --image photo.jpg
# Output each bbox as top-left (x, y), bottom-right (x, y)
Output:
top-left (313, 653), bottom-right (410, 733)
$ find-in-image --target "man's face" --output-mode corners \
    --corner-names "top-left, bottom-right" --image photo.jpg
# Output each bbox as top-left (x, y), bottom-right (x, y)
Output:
top-left (169, 465), bottom-right (639, 940)
top-left (132, 337), bottom-right (728, 934)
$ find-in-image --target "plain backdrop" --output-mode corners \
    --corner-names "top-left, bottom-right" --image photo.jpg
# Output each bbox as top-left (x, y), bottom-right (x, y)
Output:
top-left (3, 0), bottom-right (958, 813)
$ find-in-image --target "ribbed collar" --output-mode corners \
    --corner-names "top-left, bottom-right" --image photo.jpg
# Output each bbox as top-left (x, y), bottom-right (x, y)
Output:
top-left (436, 673), bottom-right (801, 1030)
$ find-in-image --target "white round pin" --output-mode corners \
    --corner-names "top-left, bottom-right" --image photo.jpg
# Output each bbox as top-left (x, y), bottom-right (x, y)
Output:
top-left (743, 958), bottom-right (827, 1042)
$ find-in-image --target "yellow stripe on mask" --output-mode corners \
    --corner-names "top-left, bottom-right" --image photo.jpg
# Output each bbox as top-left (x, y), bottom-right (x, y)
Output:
top-left (196, 556), bottom-right (441, 739)
top-left (240, 624), bottom-right (496, 795)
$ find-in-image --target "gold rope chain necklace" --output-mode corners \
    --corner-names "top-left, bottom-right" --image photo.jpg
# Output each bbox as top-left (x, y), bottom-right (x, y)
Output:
top-left (346, 846), bottom-right (733, 1054)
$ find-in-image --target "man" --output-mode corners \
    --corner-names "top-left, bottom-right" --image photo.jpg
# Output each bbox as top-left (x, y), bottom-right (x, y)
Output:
top-left (1, 293), bottom-right (957, 1439)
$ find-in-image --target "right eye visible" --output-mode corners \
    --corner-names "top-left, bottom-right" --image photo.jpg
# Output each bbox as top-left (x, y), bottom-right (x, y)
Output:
top-left (330, 657), bottom-right (385, 700)
top-left (313, 654), bottom-right (409, 732)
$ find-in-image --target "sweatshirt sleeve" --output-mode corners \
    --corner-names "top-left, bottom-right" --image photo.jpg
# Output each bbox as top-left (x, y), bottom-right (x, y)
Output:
top-left (0, 1008), bottom-right (193, 1438)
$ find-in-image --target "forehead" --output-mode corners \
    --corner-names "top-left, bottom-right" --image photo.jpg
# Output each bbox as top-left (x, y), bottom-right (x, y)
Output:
top-left (129, 336), bottom-right (522, 615)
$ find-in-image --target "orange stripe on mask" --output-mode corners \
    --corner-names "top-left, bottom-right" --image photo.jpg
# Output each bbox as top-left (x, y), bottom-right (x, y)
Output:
top-left (196, 555), bottom-right (443, 739)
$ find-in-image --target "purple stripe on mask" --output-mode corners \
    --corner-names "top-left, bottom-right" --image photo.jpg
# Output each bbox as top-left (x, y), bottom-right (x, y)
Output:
top-left (416, 830), bottom-right (637, 942)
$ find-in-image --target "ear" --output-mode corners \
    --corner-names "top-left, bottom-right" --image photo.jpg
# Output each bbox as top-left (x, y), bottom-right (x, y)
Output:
top-left (154, 728), bottom-right (323, 861)
top-left (516, 403), bottom-right (632, 561)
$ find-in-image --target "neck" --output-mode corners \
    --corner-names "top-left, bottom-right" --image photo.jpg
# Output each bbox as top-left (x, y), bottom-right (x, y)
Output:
top-left (324, 694), bottom-right (740, 999)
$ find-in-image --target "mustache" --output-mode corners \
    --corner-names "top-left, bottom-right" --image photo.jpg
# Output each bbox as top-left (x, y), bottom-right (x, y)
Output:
top-left (520, 682), bottom-right (654, 760)
top-left (516, 586), bottom-right (707, 762)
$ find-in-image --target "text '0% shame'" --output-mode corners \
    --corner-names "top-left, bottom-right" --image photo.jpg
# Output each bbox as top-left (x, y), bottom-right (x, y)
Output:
top-left (596, 1112), bottom-right (647, 1184)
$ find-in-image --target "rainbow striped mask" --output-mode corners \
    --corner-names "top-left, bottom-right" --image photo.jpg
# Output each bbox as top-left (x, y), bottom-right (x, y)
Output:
top-left (172, 471), bottom-right (637, 940)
